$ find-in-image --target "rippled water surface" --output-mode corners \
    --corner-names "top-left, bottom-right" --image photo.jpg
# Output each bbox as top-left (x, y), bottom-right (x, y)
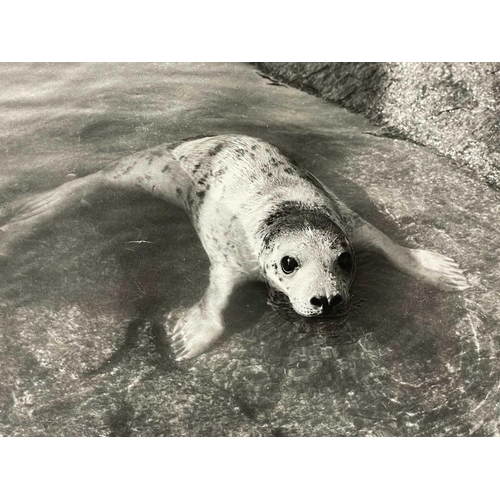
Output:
top-left (1, 63), bottom-right (497, 436)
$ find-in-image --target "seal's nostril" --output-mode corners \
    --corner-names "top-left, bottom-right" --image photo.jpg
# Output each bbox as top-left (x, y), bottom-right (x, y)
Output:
top-left (330, 294), bottom-right (343, 308)
top-left (311, 295), bottom-right (343, 313)
top-left (310, 296), bottom-right (323, 307)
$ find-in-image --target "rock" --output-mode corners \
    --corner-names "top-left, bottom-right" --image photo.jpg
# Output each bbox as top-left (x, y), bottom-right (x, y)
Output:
top-left (255, 62), bottom-right (500, 190)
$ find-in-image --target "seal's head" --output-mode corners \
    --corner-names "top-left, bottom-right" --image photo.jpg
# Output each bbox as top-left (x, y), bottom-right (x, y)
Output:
top-left (259, 202), bottom-right (355, 317)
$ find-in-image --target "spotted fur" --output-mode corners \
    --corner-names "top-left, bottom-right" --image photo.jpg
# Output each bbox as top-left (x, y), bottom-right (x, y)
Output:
top-left (0, 134), bottom-right (470, 361)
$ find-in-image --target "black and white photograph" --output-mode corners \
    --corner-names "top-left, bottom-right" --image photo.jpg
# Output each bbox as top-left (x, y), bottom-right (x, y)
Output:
top-left (1, 61), bottom-right (499, 439)
top-left (0, 3), bottom-right (499, 496)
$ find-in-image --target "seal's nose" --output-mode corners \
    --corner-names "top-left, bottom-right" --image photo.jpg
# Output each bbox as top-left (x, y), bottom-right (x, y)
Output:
top-left (310, 294), bottom-right (343, 314)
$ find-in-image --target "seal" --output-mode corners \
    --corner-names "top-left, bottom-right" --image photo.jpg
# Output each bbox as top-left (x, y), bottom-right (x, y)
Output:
top-left (0, 134), bottom-right (470, 360)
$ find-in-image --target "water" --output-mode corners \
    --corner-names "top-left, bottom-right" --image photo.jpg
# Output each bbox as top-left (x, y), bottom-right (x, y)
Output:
top-left (0, 63), bottom-right (494, 436)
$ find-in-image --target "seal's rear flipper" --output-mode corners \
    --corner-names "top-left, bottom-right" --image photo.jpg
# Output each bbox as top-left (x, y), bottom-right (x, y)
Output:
top-left (0, 144), bottom-right (188, 258)
top-left (0, 175), bottom-right (104, 257)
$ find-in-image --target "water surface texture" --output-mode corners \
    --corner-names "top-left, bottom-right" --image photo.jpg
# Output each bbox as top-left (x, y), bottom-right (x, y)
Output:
top-left (1, 63), bottom-right (499, 436)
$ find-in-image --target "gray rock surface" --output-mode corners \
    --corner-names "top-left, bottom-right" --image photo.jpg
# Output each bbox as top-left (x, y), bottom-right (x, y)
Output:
top-left (256, 63), bottom-right (500, 189)
top-left (1, 63), bottom-right (499, 436)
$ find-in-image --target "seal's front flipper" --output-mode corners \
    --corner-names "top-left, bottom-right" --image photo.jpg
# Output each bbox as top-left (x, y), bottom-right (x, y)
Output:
top-left (338, 203), bottom-right (470, 291)
top-left (166, 304), bottom-right (225, 361)
top-left (400, 248), bottom-right (470, 291)
top-left (165, 264), bottom-right (245, 360)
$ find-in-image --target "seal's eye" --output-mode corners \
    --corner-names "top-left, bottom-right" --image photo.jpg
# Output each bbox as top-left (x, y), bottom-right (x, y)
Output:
top-left (338, 252), bottom-right (353, 272)
top-left (281, 256), bottom-right (299, 274)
